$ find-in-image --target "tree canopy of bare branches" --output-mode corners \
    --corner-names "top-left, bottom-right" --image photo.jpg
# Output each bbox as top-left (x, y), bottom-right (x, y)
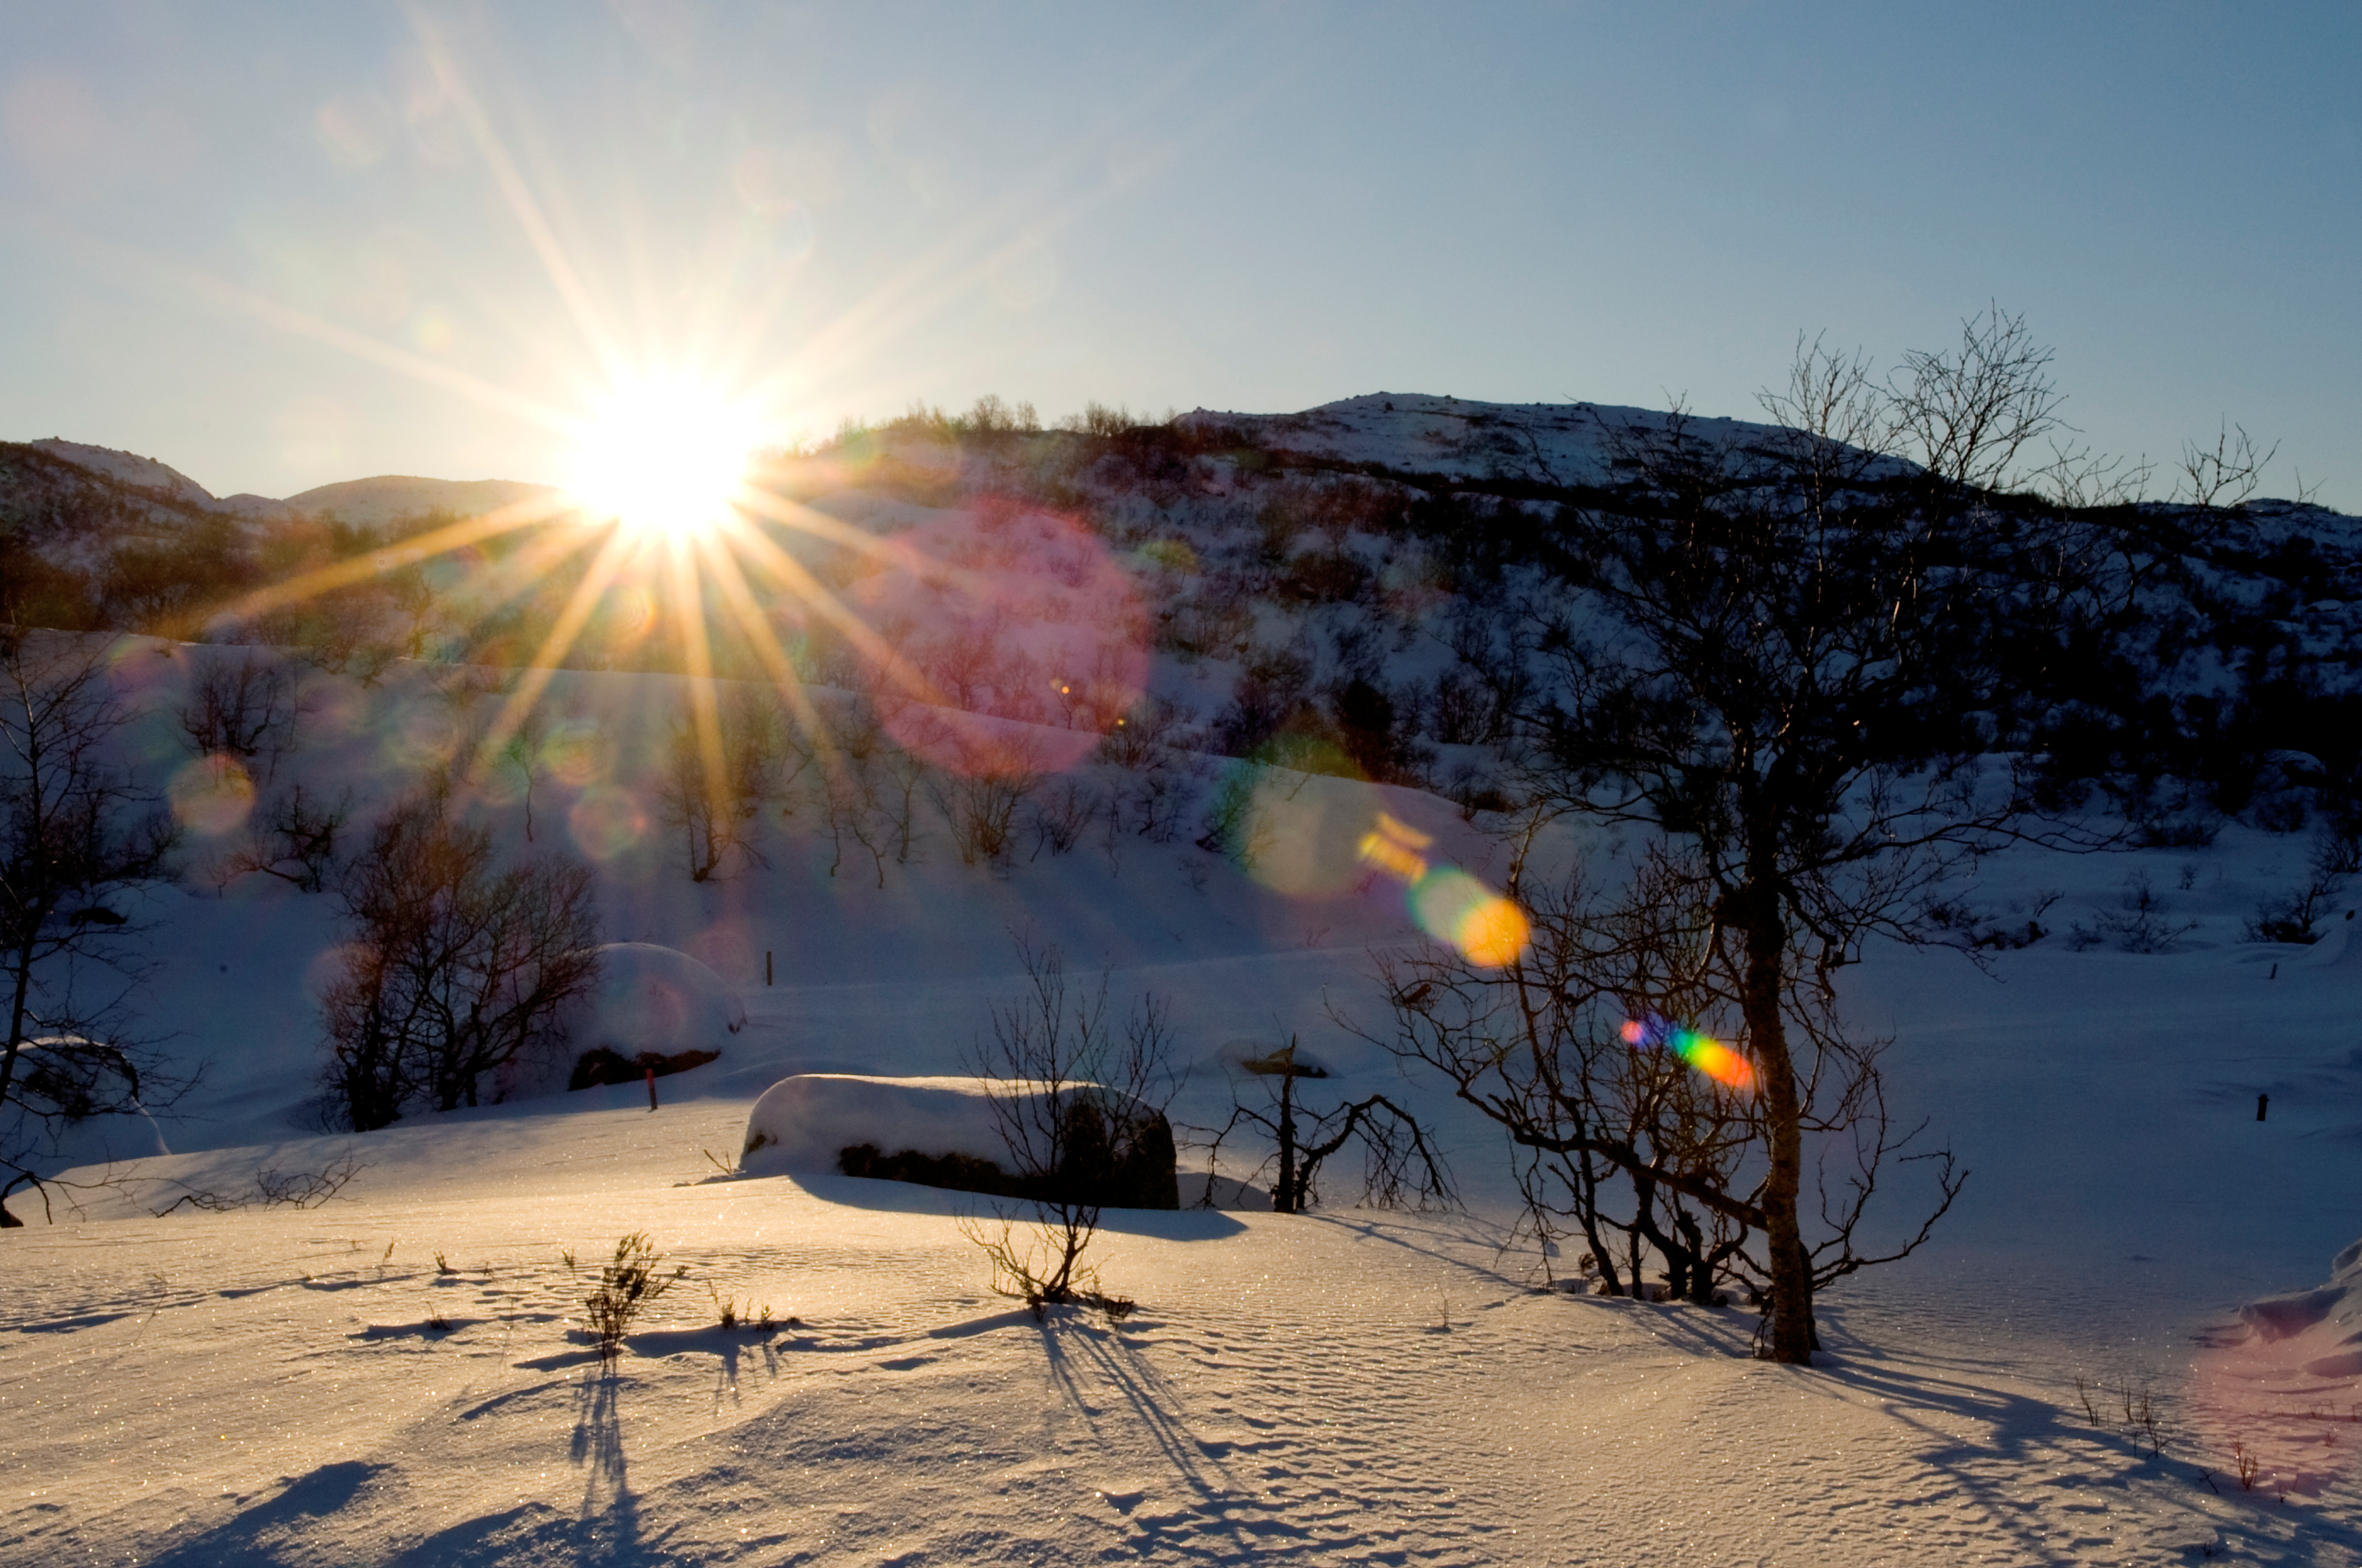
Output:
top-left (1, 628), bottom-right (182, 1223)
top-left (1458, 311), bottom-right (2120, 1361)
top-left (321, 791), bottom-right (600, 1130)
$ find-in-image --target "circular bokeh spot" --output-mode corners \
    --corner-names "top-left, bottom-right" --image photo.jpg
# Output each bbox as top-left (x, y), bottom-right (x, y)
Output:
top-left (568, 784), bottom-right (647, 860)
top-left (385, 700), bottom-right (462, 770)
top-left (1409, 865), bottom-right (1530, 967)
top-left (545, 718), bottom-right (608, 787)
top-left (168, 753), bottom-right (255, 837)
top-left (1221, 756), bottom-right (1380, 900)
top-left (850, 502), bottom-right (1149, 776)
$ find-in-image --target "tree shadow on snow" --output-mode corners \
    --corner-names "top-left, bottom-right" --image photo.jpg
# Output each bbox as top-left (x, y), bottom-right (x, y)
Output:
top-left (1033, 1310), bottom-right (1290, 1558)
top-left (566, 1365), bottom-right (647, 1551)
top-left (1800, 1353), bottom-right (2362, 1559)
top-left (143, 1459), bottom-right (392, 1566)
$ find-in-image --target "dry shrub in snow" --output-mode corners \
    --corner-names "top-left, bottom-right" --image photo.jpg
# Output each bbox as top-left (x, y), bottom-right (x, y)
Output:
top-left (576, 1232), bottom-right (686, 1360)
top-left (961, 940), bottom-right (1176, 1316)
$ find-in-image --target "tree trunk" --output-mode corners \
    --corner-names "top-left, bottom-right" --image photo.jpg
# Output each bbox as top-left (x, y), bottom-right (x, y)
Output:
top-left (0, 932), bottom-right (40, 1117)
top-left (1273, 1061), bottom-right (1298, 1213)
top-left (1736, 876), bottom-right (1814, 1364)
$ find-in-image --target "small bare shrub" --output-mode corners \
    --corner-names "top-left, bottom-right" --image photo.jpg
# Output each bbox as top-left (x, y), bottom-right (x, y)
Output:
top-left (933, 770), bottom-right (1037, 865)
top-left (708, 1284), bottom-right (778, 1332)
top-left (960, 940), bottom-right (1177, 1317)
top-left (1027, 779), bottom-right (1099, 859)
top-left (216, 784), bottom-right (350, 893)
top-left (2068, 873), bottom-right (2197, 952)
top-left (2232, 1437), bottom-right (2261, 1491)
top-left (576, 1232), bottom-right (686, 1360)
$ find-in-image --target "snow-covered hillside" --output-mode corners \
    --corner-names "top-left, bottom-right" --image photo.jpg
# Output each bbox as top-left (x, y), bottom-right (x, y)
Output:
top-left (5, 396), bottom-right (2362, 1561)
top-left (0, 628), bottom-right (2354, 1560)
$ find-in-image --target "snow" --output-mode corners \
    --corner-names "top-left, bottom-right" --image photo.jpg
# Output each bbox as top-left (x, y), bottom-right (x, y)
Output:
top-left (0, 1039), bottom-right (172, 1174)
top-left (739, 1072), bottom-right (1019, 1178)
top-left (1179, 392), bottom-right (1827, 484)
top-left (3, 422), bottom-right (2361, 1559)
top-left (736, 1072), bottom-right (1164, 1184)
top-left (25, 438), bottom-right (215, 506)
top-left (5, 760), bottom-right (2353, 1559)
top-left (574, 942), bottom-right (747, 1057)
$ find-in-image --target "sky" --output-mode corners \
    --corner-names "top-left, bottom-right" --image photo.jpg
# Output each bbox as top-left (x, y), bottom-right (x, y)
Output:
top-left (2, 2), bottom-right (2357, 509)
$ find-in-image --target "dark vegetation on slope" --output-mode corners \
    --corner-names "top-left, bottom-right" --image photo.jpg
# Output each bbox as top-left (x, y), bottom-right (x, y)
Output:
top-left (6, 317), bottom-right (2361, 1354)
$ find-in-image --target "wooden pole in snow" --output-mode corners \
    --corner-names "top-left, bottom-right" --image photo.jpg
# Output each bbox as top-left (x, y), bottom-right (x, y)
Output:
top-left (646, 1066), bottom-right (658, 1112)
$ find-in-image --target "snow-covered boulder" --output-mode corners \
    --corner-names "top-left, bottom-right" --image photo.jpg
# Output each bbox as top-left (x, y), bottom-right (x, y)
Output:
top-left (0, 1037), bottom-right (171, 1198)
top-left (740, 1073), bottom-right (1178, 1208)
top-left (2238, 1238), bottom-right (2362, 1378)
top-left (577, 943), bottom-right (745, 1056)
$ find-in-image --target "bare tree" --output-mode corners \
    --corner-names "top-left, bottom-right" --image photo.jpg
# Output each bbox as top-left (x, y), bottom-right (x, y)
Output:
top-left (385, 563), bottom-right (445, 660)
top-left (961, 941), bottom-right (1177, 1313)
top-left (1, 629), bottom-right (182, 1224)
top-left (178, 652), bottom-right (298, 778)
top-left (1458, 312), bottom-right (2109, 1360)
top-left (1025, 778), bottom-right (1100, 859)
top-left (1198, 1038), bottom-right (1451, 1215)
top-left (215, 784), bottom-right (350, 893)
top-left (2174, 418), bottom-right (2276, 512)
top-left (654, 690), bottom-right (782, 882)
top-left (1369, 851), bottom-right (1957, 1313)
top-left (497, 708), bottom-right (549, 843)
top-left (321, 792), bottom-right (601, 1129)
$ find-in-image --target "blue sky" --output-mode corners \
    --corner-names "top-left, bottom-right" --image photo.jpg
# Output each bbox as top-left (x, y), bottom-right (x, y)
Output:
top-left (3, 2), bottom-right (2356, 508)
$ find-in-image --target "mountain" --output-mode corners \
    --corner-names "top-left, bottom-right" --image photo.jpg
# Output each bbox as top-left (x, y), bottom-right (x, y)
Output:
top-left (1178, 390), bottom-right (1792, 484)
top-left (7, 439), bottom-right (562, 527)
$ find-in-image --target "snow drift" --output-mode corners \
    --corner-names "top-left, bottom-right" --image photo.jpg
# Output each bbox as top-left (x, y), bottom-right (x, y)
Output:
top-left (576, 943), bottom-right (745, 1056)
top-left (740, 1073), bottom-right (1178, 1207)
top-left (2241, 1237), bottom-right (2362, 1378)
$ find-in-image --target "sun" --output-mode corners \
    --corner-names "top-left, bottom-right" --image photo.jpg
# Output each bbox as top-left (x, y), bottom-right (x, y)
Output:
top-left (564, 374), bottom-right (767, 539)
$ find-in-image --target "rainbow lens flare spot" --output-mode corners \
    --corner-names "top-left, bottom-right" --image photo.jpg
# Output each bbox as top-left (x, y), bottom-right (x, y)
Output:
top-left (1356, 812), bottom-right (1430, 885)
top-left (1409, 867), bottom-right (1531, 967)
top-left (1622, 1015), bottom-right (1755, 1091)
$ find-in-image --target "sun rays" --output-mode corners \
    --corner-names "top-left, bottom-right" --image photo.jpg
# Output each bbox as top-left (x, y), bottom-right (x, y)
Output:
top-left (144, 13), bottom-right (1221, 876)
top-left (561, 375), bottom-right (769, 541)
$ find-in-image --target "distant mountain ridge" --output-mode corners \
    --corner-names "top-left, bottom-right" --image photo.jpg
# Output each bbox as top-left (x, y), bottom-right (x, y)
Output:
top-left (15, 439), bottom-right (562, 527)
top-left (1178, 392), bottom-right (1799, 485)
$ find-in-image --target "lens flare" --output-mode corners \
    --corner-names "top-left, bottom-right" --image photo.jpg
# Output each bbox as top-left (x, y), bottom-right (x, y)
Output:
top-left (386, 701), bottom-right (462, 769)
top-left (565, 374), bottom-right (764, 540)
top-left (168, 754), bottom-right (256, 837)
top-left (1204, 738), bottom-right (1379, 899)
top-left (544, 718), bottom-right (607, 787)
top-left (1409, 867), bottom-right (1531, 967)
top-left (849, 501), bottom-right (1149, 776)
top-left (1351, 810), bottom-right (1530, 966)
top-left (568, 784), bottom-right (647, 860)
top-left (1621, 1015), bottom-right (1756, 1092)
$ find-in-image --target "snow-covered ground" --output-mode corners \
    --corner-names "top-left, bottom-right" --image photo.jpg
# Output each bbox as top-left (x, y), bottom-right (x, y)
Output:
top-left (5, 910), bottom-right (2359, 1564)
top-left (3, 409), bottom-right (2359, 1560)
top-left (5, 677), bottom-right (2359, 1562)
